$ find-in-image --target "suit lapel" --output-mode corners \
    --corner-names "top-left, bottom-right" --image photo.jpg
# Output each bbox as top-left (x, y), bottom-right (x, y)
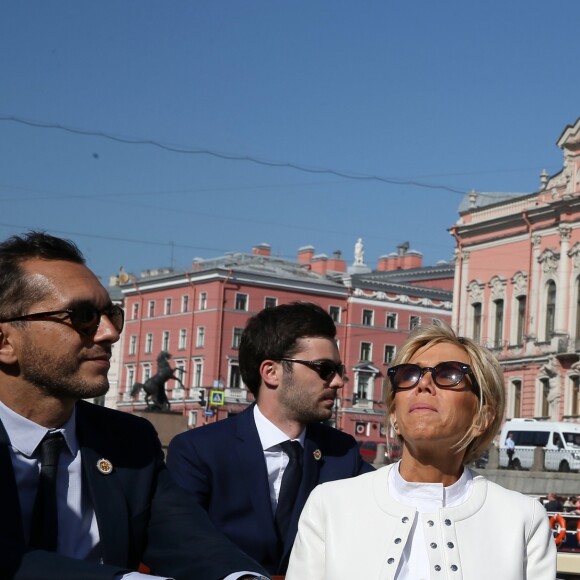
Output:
top-left (0, 419), bottom-right (25, 551)
top-left (233, 408), bottom-right (280, 563)
top-left (76, 402), bottom-right (130, 566)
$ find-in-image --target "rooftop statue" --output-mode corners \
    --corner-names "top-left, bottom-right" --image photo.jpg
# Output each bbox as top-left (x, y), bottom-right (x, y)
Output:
top-left (354, 237), bottom-right (365, 265)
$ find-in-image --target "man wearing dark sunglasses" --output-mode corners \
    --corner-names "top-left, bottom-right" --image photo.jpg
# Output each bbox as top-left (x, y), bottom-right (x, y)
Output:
top-left (167, 301), bottom-right (374, 576)
top-left (0, 232), bottom-right (269, 580)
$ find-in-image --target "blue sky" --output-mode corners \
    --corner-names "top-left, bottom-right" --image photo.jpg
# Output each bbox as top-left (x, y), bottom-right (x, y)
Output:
top-left (1, 1), bottom-right (579, 283)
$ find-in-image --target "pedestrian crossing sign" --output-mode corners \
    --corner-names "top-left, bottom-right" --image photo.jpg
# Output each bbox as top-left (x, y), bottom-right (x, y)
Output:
top-left (209, 390), bottom-right (225, 406)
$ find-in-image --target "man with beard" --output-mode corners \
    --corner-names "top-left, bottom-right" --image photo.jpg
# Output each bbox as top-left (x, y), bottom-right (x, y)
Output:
top-left (167, 302), bottom-right (373, 576)
top-left (0, 232), bottom-right (269, 580)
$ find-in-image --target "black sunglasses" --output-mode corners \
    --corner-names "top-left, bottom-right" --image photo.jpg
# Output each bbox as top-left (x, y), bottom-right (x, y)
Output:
top-left (387, 361), bottom-right (479, 394)
top-left (279, 358), bottom-right (345, 382)
top-left (0, 304), bottom-right (125, 337)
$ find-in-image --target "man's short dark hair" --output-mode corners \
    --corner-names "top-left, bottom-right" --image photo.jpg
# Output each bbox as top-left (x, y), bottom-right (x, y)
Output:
top-left (0, 231), bottom-right (85, 319)
top-left (239, 301), bottom-right (337, 397)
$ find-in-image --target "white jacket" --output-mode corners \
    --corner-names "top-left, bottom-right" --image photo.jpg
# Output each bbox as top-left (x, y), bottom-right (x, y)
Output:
top-left (286, 464), bottom-right (555, 580)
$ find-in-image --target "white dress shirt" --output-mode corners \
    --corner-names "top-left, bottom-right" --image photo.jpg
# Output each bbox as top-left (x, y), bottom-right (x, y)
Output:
top-left (253, 404), bottom-right (305, 515)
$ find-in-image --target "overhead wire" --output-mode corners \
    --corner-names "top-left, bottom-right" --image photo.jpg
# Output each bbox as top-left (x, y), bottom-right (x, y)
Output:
top-left (0, 114), bottom-right (468, 194)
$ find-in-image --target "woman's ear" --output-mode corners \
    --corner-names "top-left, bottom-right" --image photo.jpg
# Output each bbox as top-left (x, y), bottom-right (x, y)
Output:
top-left (390, 413), bottom-right (400, 436)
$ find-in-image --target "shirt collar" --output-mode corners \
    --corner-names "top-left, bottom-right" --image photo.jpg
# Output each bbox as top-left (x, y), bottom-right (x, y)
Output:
top-left (389, 460), bottom-right (473, 510)
top-left (253, 404), bottom-right (305, 451)
top-left (0, 399), bottom-right (77, 457)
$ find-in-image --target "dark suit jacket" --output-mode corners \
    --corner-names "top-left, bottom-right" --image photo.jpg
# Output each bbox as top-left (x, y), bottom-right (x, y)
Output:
top-left (166, 405), bottom-right (373, 574)
top-left (0, 400), bottom-right (269, 580)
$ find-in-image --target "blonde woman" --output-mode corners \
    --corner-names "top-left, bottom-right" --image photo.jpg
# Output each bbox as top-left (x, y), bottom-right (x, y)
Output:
top-left (286, 324), bottom-right (555, 580)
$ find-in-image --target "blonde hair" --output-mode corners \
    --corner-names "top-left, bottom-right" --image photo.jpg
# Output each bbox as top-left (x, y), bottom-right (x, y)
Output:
top-left (385, 323), bottom-right (505, 464)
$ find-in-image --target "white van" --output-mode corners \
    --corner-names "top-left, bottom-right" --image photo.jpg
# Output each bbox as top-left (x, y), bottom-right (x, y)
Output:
top-left (499, 418), bottom-right (580, 472)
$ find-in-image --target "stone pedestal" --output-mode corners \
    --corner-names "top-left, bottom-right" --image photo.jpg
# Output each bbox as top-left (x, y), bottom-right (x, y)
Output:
top-left (134, 410), bottom-right (189, 450)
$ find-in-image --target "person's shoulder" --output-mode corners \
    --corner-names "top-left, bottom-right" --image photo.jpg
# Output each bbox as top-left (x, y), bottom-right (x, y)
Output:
top-left (471, 470), bottom-right (545, 510)
top-left (307, 422), bottom-right (358, 449)
top-left (76, 399), bottom-right (152, 429)
top-left (171, 411), bottom-right (238, 445)
top-left (316, 463), bottom-right (386, 495)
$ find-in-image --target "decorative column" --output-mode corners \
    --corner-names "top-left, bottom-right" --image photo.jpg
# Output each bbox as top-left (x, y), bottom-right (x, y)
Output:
top-left (556, 224), bottom-right (572, 334)
top-left (458, 251), bottom-right (470, 336)
top-left (528, 234), bottom-right (542, 341)
top-left (451, 249), bottom-right (461, 331)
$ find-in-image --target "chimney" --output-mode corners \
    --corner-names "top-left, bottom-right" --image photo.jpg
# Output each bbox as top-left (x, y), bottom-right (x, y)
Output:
top-left (298, 245), bottom-right (315, 264)
top-left (326, 249), bottom-right (346, 273)
top-left (252, 243), bottom-right (271, 257)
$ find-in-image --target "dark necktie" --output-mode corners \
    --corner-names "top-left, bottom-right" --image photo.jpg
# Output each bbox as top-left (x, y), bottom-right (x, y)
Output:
top-left (275, 440), bottom-right (303, 544)
top-left (29, 432), bottom-right (65, 551)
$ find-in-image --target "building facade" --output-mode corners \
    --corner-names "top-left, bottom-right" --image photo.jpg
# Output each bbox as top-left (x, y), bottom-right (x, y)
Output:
top-left (451, 117), bottom-right (580, 422)
top-left (115, 241), bottom-right (453, 443)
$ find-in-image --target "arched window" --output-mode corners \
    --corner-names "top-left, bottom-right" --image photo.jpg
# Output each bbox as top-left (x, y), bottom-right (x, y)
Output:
top-left (472, 303), bottom-right (482, 342)
top-left (515, 296), bottom-right (526, 346)
top-left (493, 299), bottom-right (504, 349)
top-left (511, 379), bottom-right (522, 418)
top-left (540, 378), bottom-right (550, 417)
top-left (576, 279), bottom-right (580, 343)
top-left (571, 375), bottom-right (580, 417)
top-left (545, 281), bottom-right (556, 341)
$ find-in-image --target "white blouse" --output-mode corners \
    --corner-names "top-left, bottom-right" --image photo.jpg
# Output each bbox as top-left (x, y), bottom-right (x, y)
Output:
top-left (388, 463), bottom-right (473, 580)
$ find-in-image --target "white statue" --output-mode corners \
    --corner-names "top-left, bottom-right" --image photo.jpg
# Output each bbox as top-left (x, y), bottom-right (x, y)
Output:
top-left (354, 238), bottom-right (364, 265)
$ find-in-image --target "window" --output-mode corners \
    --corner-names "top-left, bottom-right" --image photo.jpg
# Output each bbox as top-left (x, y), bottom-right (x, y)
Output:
top-left (362, 309), bottom-right (374, 326)
top-left (145, 333), bottom-right (153, 354)
top-left (386, 312), bottom-right (397, 329)
top-left (541, 378), bottom-right (550, 417)
top-left (356, 374), bottom-right (370, 400)
top-left (142, 364), bottom-right (152, 382)
top-left (264, 297), bottom-right (277, 309)
top-left (196, 327), bottom-right (205, 348)
top-left (129, 335), bottom-right (137, 356)
top-left (193, 360), bottom-right (203, 387)
top-left (516, 296), bottom-right (526, 346)
top-left (178, 328), bottom-right (187, 350)
top-left (360, 342), bottom-right (372, 362)
top-left (173, 360), bottom-right (186, 391)
top-left (472, 303), bottom-right (482, 342)
top-left (164, 298), bottom-right (172, 315)
top-left (162, 330), bottom-right (170, 352)
top-left (576, 280), bottom-right (580, 342)
top-left (235, 293), bottom-right (248, 311)
top-left (148, 300), bottom-right (155, 318)
top-left (232, 327), bottom-right (243, 349)
top-left (199, 292), bottom-right (208, 310)
top-left (493, 299), bottom-right (504, 348)
top-left (383, 345), bottom-right (396, 365)
top-left (229, 363), bottom-right (242, 389)
top-left (131, 303), bottom-right (139, 320)
top-left (181, 295), bottom-right (189, 313)
top-left (329, 306), bottom-right (341, 323)
top-left (572, 376), bottom-right (580, 417)
top-left (545, 281), bottom-right (556, 340)
top-left (511, 379), bottom-right (522, 419)
top-left (126, 367), bottom-right (135, 390)
top-left (409, 316), bottom-right (420, 330)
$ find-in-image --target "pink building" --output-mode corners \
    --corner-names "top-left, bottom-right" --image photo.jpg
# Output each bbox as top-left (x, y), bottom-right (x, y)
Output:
top-left (451, 117), bottom-right (580, 422)
top-left (116, 241), bottom-right (453, 443)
